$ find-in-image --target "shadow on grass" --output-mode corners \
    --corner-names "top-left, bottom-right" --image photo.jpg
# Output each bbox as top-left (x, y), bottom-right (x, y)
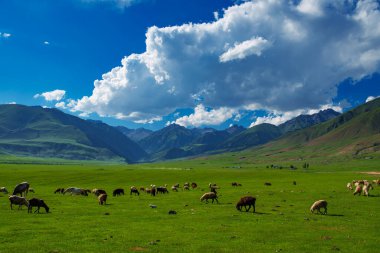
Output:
top-left (254, 211), bottom-right (270, 215)
top-left (327, 214), bottom-right (344, 217)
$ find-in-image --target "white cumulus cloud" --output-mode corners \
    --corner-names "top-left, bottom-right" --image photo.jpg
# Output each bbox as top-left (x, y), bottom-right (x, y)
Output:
top-left (81, 0), bottom-right (144, 9)
top-left (249, 104), bottom-right (343, 127)
top-left (34, 89), bottom-right (66, 101)
top-left (219, 37), bottom-right (271, 62)
top-left (171, 104), bottom-right (236, 128)
top-left (365, 95), bottom-right (379, 103)
top-left (0, 32), bottom-right (11, 38)
top-left (70, 0), bottom-right (380, 124)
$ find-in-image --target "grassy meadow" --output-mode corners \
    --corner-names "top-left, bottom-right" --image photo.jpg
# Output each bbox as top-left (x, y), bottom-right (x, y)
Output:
top-left (0, 157), bottom-right (379, 253)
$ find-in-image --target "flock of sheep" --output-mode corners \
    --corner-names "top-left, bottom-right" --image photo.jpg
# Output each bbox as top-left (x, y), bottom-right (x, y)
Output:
top-left (346, 179), bottom-right (379, 196)
top-left (2, 178), bottom-right (379, 216)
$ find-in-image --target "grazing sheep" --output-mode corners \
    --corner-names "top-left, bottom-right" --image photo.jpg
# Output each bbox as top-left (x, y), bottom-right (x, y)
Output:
top-left (113, 188), bottom-right (125, 197)
top-left (372, 179), bottom-right (380, 185)
top-left (149, 204), bottom-right (157, 208)
top-left (191, 182), bottom-right (198, 189)
top-left (346, 182), bottom-right (353, 190)
top-left (200, 192), bottom-right (218, 204)
top-left (0, 187), bottom-right (8, 194)
top-left (130, 186), bottom-right (140, 196)
top-left (28, 198), bottom-right (49, 213)
top-left (93, 189), bottom-right (107, 196)
top-left (174, 183), bottom-right (180, 188)
top-left (171, 185), bottom-right (178, 192)
top-left (156, 186), bottom-right (169, 194)
top-left (236, 196), bottom-right (256, 213)
top-left (145, 188), bottom-right (152, 194)
top-left (139, 187), bottom-right (145, 192)
top-left (363, 184), bottom-right (374, 196)
top-left (183, 185), bottom-right (190, 191)
top-left (231, 182), bottom-right (242, 187)
top-left (98, 194), bottom-right (107, 205)
top-left (54, 188), bottom-right (64, 194)
top-left (168, 210), bottom-right (177, 215)
top-left (209, 183), bottom-right (219, 194)
top-left (9, 195), bottom-right (29, 210)
top-left (310, 200), bottom-right (328, 214)
top-left (13, 182), bottom-right (29, 197)
top-left (28, 188), bottom-right (35, 193)
top-left (354, 185), bottom-right (362, 195)
top-left (264, 182), bottom-right (272, 186)
top-left (64, 187), bottom-right (88, 196)
top-left (184, 182), bottom-right (190, 187)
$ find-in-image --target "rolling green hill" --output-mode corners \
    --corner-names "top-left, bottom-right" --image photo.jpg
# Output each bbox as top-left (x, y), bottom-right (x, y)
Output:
top-left (0, 104), bottom-right (146, 162)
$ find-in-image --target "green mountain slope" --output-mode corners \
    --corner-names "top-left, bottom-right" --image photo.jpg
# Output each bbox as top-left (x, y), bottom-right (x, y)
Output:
top-left (138, 124), bottom-right (198, 154)
top-left (0, 104), bottom-right (146, 162)
top-left (245, 98), bottom-right (380, 160)
top-left (220, 123), bottom-right (283, 150)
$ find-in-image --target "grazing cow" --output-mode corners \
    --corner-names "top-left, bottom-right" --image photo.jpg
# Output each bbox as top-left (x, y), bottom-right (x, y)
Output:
top-left (236, 196), bottom-right (256, 213)
top-left (191, 182), bottom-right (198, 189)
top-left (13, 182), bottom-right (30, 197)
top-left (130, 187), bottom-right (139, 196)
top-left (113, 188), bottom-right (125, 197)
top-left (64, 187), bottom-right (88, 196)
top-left (98, 194), bottom-right (107, 205)
top-left (9, 195), bottom-right (29, 210)
top-left (0, 187), bottom-right (8, 194)
top-left (28, 198), bottom-right (49, 213)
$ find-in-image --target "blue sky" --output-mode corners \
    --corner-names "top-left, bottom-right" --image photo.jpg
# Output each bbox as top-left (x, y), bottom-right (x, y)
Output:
top-left (0, 0), bottom-right (379, 130)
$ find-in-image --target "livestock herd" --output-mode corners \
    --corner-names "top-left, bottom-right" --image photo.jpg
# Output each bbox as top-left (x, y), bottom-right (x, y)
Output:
top-left (1, 177), bottom-right (379, 215)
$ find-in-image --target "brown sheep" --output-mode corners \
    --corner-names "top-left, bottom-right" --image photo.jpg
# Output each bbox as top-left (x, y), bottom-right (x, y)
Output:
top-left (13, 182), bottom-right (29, 197)
top-left (310, 200), bottom-right (327, 214)
top-left (113, 188), bottom-right (125, 196)
top-left (130, 186), bottom-right (139, 196)
top-left (54, 188), bottom-right (64, 194)
top-left (236, 196), bottom-right (256, 213)
top-left (98, 194), bottom-right (107, 205)
top-left (93, 189), bottom-right (107, 196)
top-left (200, 192), bottom-right (218, 204)
top-left (9, 195), bottom-right (29, 210)
top-left (28, 198), bottom-right (49, 213)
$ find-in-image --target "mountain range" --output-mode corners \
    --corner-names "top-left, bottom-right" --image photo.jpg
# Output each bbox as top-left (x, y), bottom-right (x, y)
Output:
top-left (0, 98), bottom-right (379, 163)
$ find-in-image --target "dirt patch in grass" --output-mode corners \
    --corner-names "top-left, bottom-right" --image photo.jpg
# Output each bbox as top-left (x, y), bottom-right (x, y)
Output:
top-left (359, 171), bottom-right (380, 175)
top-left (130, 247), bottom-right (147, 252)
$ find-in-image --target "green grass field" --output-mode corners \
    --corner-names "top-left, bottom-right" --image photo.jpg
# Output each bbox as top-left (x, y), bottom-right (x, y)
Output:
top-left (0, 159), bottom-right (379, 253)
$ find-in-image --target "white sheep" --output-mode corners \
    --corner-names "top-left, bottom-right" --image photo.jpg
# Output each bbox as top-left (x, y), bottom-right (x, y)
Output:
top-left (0, 187), bottom-right (8, 194)
top-left (363, 184), bottom-right (374, 196)
top-left (200, 192), bottom-right (218, 204)
top-left (310, 200), bottom-right (327, 214)
top-left (354, 185), bottom-right (362, 195)
top-left (346, 183), bottom-right (353, 190)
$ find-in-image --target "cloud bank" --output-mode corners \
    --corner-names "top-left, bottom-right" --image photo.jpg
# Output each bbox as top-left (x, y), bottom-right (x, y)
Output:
top-left (69, 0), bottom-right (380, 127)
top-left (34, 89), bottom-right (66, 101)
